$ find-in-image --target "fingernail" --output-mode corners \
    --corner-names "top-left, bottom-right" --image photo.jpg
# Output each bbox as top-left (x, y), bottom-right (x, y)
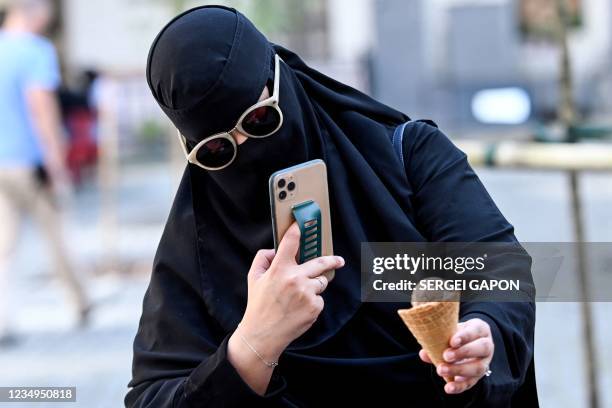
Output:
top-left (453, 336), bottom-right (462, 347)
top-left (447, 385), bottom-right (456, 393)
top-left (335, 256), bottom-right (345, 266)
top-left (444, 351), bottom-right (455, 362)
top-left (439, 365), bottom-right (449, 375)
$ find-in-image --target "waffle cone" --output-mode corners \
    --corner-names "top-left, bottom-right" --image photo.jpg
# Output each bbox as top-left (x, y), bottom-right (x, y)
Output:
top-left (398, 301), bottom-right (459, 382)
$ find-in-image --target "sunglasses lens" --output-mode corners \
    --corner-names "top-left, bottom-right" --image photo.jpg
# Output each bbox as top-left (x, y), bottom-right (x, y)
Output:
top-left (195, 137), bottom-right (235, 169)
top-left (241, 106), bottom-right (281, 137)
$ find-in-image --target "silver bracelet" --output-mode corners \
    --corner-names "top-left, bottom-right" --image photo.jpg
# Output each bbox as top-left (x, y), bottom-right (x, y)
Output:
top-left (237, 331), bottom-right (279, 368)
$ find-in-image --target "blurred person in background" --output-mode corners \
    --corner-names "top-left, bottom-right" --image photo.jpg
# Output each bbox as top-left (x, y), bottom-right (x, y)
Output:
top-left (59, 69), bottom-right (99, 187)
top-left (0, 0), bottom-right (90, 345)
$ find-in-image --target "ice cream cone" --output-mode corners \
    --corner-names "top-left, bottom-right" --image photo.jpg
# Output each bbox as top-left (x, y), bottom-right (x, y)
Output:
top-left (397, 279), bottom-right (460, 383)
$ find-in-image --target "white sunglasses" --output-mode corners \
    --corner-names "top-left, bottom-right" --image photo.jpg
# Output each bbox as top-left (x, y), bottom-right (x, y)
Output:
top-left (177, 54), bottom-right (283, 170)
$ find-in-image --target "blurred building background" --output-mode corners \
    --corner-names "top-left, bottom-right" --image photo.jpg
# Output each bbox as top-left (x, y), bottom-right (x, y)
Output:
top-left (374, 0), bottom-right (612, 129)
top-left (53, 0), bottom-right (612, 135)
top-left (0, 0), bottom-right (611, 407)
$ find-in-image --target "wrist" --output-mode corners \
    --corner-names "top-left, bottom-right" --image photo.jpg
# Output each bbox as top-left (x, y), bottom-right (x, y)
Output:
top-left (226, 333), bottom-right (274, 397)
top-left (235, 321), bottom-right (286, 362)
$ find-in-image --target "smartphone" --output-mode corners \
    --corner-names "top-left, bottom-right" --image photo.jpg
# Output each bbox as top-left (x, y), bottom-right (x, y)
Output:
top-left (269, 159), bottom-right (334, 278)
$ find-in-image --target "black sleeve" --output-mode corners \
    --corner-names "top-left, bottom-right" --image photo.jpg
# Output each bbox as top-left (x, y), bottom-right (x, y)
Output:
top-left (126, 335), bottom-right (286, 407)
top-left (403, 123), bottom-right (536, 406)
top-left (125, 171), bottom-right (287, 407)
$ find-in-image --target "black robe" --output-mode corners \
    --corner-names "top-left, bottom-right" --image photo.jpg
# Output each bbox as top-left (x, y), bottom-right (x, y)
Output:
top-left (126, 5), bottom-right (538, 408)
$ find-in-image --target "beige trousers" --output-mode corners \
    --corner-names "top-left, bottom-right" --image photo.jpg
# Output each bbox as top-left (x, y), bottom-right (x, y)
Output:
top-left (0, 167), bottom-right (87, 334)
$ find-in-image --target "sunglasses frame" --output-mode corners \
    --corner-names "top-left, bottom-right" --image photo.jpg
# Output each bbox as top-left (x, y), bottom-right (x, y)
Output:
top-left (177, 54), bottom-right (284, 171)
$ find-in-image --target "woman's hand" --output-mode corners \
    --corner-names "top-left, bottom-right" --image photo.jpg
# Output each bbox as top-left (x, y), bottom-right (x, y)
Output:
top-left (419, 318), bottom-right (494, 395)
top-left (228, 222), bottom-right (344, 394)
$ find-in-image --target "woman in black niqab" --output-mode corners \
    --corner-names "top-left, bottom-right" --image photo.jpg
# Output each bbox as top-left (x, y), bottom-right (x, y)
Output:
top-left (127, 5), bottom-right (538, 407)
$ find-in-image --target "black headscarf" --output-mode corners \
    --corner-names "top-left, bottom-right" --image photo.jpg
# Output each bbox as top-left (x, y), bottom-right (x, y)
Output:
top-left (144, 5), bottom-right (424, 350)
top-left (131, 6), bottom-right (537, 406)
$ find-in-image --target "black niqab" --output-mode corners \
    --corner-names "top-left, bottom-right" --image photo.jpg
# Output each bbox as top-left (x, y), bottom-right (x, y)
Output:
top-left (129, 5), bottom-right (537, 407)
top-left (145, 5), bottom-right (420, 349)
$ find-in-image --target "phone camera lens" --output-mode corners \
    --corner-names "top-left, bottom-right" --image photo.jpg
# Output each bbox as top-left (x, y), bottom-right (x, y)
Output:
top-left (279, 191), bottom-right (287, 200)
top-left (287, 182), bottom-right (296, 191)
top-left (278, 179), bottom-right (286, 188)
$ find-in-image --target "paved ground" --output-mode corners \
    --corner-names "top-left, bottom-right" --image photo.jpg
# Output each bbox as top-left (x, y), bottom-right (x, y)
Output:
top-left (0, 162), bottom-right (610, 407)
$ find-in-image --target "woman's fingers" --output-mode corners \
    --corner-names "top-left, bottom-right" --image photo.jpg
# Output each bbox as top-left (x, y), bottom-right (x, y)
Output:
top-left (273, 223), bottom-right (301, 266)
top-left (444, 337), bottom-right (493, 363)
top-left (437, 358), bottom-right (490, 379)
top-left (420, 348), bottom-right (484, 395)
top-left (450, 318), bottom-right (491, 348)
top-left (248, 249), bottom-right (276, 278)
top-left (431, 319), bottom-right (494, 395)
top-left (421, 318), bottom-right (494, 396)
top-left (419, 349), bottom-right (433, 364)
top-left (444, 377), bottom-right (479, 394)
top-left (255, 249), bottom-right (276, 266)
top-left (300, 255), bottom-right (345, 278)
top-left (309, 275), bottom-right (328, 295)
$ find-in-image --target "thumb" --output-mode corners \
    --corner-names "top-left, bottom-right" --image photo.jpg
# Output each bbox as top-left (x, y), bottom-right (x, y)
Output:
top-left (273, 222), bottom-right (301, 266)
top-left (419, 349), bottom-right (433, 364)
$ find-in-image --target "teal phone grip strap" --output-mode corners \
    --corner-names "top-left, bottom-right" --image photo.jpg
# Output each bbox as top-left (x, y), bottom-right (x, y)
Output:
top-left (291, 200), bottom-right (322, 264)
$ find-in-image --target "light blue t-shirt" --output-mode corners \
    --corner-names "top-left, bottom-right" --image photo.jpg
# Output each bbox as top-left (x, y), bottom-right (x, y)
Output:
top-left (0, 31), bottom-right (60, 167)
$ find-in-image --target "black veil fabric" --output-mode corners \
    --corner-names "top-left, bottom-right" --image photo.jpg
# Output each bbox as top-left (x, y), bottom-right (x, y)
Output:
top-left (129, 5), bottom-right (537, 407)
top-left (144, 4), bottom-right (424, 351)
